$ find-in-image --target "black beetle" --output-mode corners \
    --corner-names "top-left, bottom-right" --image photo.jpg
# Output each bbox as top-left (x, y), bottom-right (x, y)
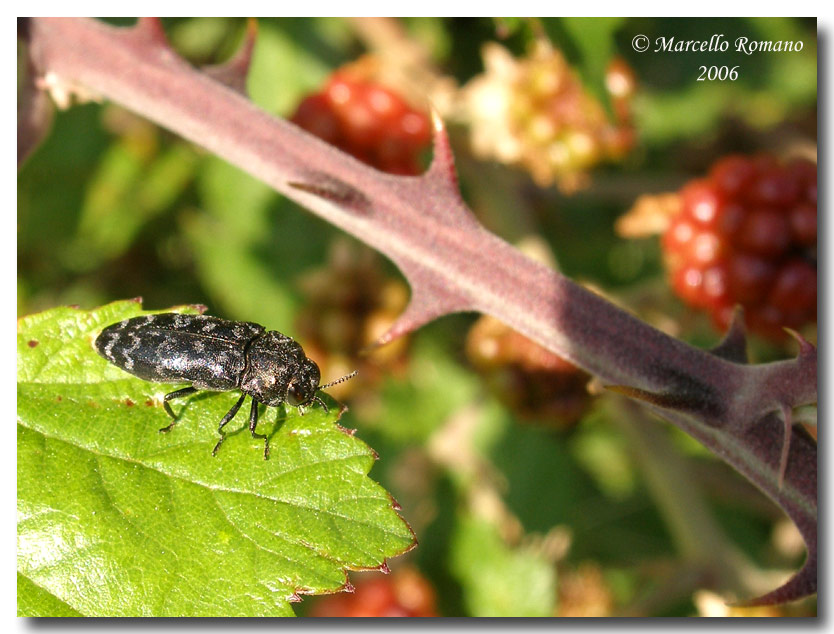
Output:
top-left (95, 313), bottom-right (356, 458)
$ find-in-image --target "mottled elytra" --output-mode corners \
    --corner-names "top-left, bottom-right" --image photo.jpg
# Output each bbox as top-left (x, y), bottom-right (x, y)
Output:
top-left (95, 312), bottom-right (356, 459)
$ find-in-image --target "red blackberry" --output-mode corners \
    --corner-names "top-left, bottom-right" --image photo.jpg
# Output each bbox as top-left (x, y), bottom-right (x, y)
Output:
top-left (309, 568), bottom-right (438, 617)
top-left (662, 154), bottom-right (816, 340)
top-left (291, 70), bottom-right (431, 175)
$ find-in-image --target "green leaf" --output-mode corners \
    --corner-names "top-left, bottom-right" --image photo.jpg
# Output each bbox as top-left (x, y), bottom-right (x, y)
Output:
top-left (17, 574), bottom-right (82, 617)
top-left (17, 300), bottom-right (415, 616)
top-left (450, 516), bottom-right (555, 617)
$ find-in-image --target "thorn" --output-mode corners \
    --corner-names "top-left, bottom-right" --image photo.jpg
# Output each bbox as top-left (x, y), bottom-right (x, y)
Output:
top-left (202, 17), bottom-right (258, 95)
top-left (369, 285), bottom-right (471, 349)
top-left (710, 306), bottom-right (748, 363)
top-left (424, 106), bottom-right (459, 190)
top-left (365, 328), bottom-right (396, 351)
top-left (413, 105), bottom-right (484, 228)
top-left (784, 327), bottom-right (816, 358)
top-left (287, 592), bottom-right (302, 603)
top-left (369, 310), bottom-right (417, 349)
top-left (730, 548), bottom-right (816, 606)
top-left (342, 580), bottom-right (356, 594)
top-left (132, 17), bottom-right (170, 48)
top-left (778, 404), bottom-right (793, 490)
top-left (368, 306), bottom-right (415, 349)
top-left (378, 561), bottom-right (391, 575)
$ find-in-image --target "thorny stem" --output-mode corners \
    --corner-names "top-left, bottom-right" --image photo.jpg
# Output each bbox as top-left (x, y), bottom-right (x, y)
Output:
top-left (21, 18), bottom-right (816, 605)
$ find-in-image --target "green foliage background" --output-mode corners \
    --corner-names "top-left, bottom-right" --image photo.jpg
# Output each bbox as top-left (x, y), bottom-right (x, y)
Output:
top-left (18, 17), bottom-right (817, 617)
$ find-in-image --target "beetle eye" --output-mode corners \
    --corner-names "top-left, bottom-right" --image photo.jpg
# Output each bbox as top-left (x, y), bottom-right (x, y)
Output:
top-left (287, 383), bottom-right (307, 407)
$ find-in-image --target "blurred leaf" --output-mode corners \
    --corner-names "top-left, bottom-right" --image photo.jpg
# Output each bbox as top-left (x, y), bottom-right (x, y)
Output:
top-left (65, 131), bottom-right (197, 271)
top-left (636, 83), bottom-right (731, 144)
top-left (374, 330), bottom-right (481, 444)
top-left (186, 156), bottom-right (333, 327)
top-left (17, 301), bottom-right (415, 616)
top-left (487, 412), bottom-right (673, 565)
top-left (559, 17), bottom-right (624, 102)
top-left (450, 516), bottom-right (555, 616)
top-left (168, 16), bottom-right (241, 62)
top-left (248, 18), bottom-right (350, 116)
top-left (17, 105), bottom-right (108, 257)
top-left (569, 409), bottom-right (637, 500)
top-left (486, 414), bottom-right (591, 529)
top-left (402, 17), bottom-right (452, 61)
top-left (491, 17), bottom-right (527, 37)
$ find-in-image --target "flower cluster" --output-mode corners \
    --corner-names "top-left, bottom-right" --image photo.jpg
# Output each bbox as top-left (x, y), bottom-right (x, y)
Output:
top-left (462, 42), bottom-right (635, 192)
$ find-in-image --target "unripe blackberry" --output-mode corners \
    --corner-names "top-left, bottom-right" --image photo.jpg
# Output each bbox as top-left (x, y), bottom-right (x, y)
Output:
top-left (296, 241), bottom-right (410, 400)
top-left (466, 315), bottom-right (592, 428)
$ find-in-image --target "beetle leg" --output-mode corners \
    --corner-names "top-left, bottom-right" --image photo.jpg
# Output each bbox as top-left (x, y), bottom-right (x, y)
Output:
top-left (211, 393), bottom-right (246, 456)
top-left (312, 395), bottom-right (329, 413)
top-left (248, 398), bottom-right (270, 460)
top-left (160, 387), bottom-right (198, 432)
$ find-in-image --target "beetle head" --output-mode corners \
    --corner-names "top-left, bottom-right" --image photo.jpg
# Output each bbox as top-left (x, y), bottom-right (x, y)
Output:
top-left (287, 358), bottom-right (321, 407)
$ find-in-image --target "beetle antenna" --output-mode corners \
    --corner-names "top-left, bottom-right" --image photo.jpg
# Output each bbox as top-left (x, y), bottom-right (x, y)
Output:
top-left (319, 370), bottom-right (358, 390)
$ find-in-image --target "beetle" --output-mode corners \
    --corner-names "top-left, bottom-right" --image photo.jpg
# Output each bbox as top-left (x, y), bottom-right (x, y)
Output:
top-left (94, 312), bottom-right (356, 459)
